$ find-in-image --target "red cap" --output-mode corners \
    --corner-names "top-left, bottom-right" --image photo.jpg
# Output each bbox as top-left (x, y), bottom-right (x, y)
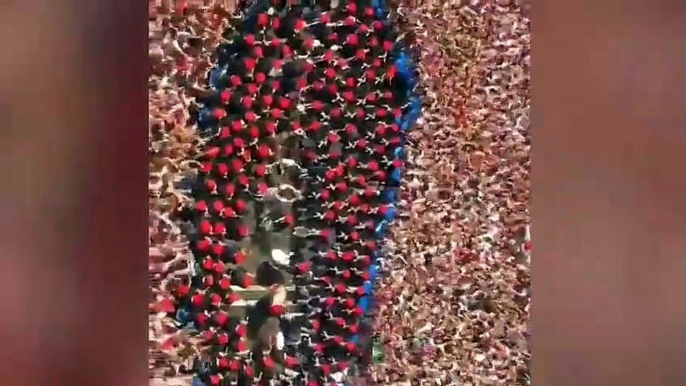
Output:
top-left (221, 207), bottom-right (236, 218)
top-left (227, 292), bottom-right (241, 304)
top-left (285, 213), bottom-right (294, 226)
top-left (247, 126), bottom-right (259, 140)
top-left (213, 222), bottom-right (226, 235)
top-left (219, 89), bottom-right (231, 104)
top-left (213, 261), bottom-right (226, 274)
top-left (229, 359), bottom-right (240, 372)
top-left (342, 251), bottom-right (354, 262)
top-left (199, 220), bottom-right (212, 235)
top-left (214, 311), bottom-right (229, 326)
top-left (238, 225), bottom-right (249, 238)
top-left (217, 163), bottom-right (229, 177)
top-left (242, 96), bottom-right (254, 109)
top-left (321, 364), bottom-right (331, 375)
top-left (297, 261), bottom-right (311, 273)
top-left (258, 182), bottom-right (269, 195)
top-left (235, 199), bottom-right (247, 212)
top-left (320, 228), bottom-right (332, 239)
top-left (196, 313), bottom-right (209, 327)
top-left (283, 45), bottom-right (293, 58)
top-left (234, 251), bottom-right (246, 265)
top-left (270, 304), bottom-right (285, 316)
top-left (236, 323), bottom-right (247, 337)
top-left (245, 111), bottom-right (258, 122)
top-left (321, 190), bottom-right (330, 201)
top-left (258, 144), bottom-right (272, 159)
top-left (203, 257), bottom-right (214, 271)
top-left (243, 274), bottom-right (254, 287)
top-left (265, 121), bottom-right (277, 135)
top-left (346, 34), bottom-right (359, 46)
top-left (194, 201), bottom-right (208, 212)
top-left (384, 40), bottom-right (394, 52)
top-left (257, 13), bottom-right (268, 27)
top-left (211, 200), bottom-right (224, 214)
top-left (205, 147), bottom-right (220, 159)
top-left (210, 293), bottom-right (222, 308)
top-left (197, 239), bottom-right (211, 252)
top-left (310, 120), bottom-right (322, 131)
top-left (213, 108), bottom-right (227, 119)
top-left (231, 120), bottom-right (243, 133)
top-left (176, 284), bottom-right (190, 297)
top-left (191, 293), bottom-right (205, 308)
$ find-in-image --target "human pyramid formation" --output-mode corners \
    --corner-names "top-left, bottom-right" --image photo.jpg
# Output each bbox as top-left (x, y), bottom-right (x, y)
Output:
top-left (169, 0), bottom-right (420, 384)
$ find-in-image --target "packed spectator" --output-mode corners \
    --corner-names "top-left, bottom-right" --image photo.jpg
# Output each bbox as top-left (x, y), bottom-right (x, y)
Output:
top-left (368, 2), bottom-right (530, 385)
top-left (148, 0), bottom-right (530, 385)
top-left (149, 1), bottom-right (235, 381)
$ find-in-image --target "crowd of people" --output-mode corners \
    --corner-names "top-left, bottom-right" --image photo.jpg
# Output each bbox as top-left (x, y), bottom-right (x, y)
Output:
top-left (148, 0), bottom-right (530, 385)
top-left (367, 2), bottom-right (530, 385)
top-left (149, 1), bottom-right (234, 380)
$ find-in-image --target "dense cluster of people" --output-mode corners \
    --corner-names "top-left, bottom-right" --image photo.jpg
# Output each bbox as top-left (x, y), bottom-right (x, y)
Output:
top-left (149, 1), bottom-right (234, 380)
top-left (149, 0), bottom-right (530, 385)
top-left (151, 0), bottom-right (421, 385)
top-left (368, 1), bottom-right (530, 385)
